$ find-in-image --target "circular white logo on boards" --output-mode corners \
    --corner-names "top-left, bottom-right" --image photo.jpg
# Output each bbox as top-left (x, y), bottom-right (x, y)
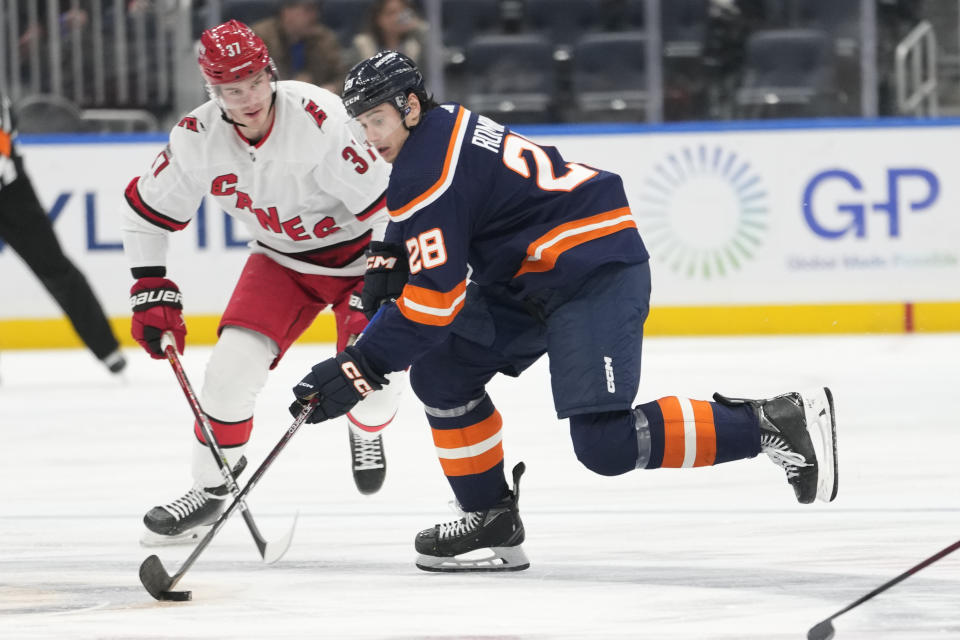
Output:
top-left (636, 145), bottom-right (769, 279)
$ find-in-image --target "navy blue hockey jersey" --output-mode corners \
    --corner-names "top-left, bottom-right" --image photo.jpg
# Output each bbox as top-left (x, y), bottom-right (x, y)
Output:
top-left (356, 104), bottom-right (648, 374)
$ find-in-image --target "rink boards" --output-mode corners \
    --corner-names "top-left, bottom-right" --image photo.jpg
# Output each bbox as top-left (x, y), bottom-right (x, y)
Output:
top-left (2, 117), bottom-right (959, 349)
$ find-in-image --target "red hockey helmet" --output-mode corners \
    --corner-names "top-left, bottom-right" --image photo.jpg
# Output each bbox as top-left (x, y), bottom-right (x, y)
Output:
top-left (197, 20), bottom-right (271, 85)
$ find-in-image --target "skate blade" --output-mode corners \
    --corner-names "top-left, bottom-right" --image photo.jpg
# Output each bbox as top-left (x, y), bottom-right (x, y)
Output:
top-left (802, 386), bottom-right (839, 503)
top-left (415, 545), bottom-right (530, 573)
top-left (139, 525), bottom-right (210, 547)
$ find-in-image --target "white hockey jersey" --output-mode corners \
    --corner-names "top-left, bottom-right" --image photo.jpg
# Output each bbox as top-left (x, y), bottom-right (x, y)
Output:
top-left (122, 80), bottom-right (390, 276)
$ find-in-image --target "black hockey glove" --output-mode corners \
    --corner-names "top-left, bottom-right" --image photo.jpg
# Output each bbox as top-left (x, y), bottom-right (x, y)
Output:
top-left (289, 346), bottom-right (389, 423)
top-left (361, 241), bottom-right (409, 320)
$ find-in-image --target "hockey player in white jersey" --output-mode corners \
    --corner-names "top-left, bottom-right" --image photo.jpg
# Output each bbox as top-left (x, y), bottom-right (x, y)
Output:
top-left (123, 20), bottom-right (403, 545)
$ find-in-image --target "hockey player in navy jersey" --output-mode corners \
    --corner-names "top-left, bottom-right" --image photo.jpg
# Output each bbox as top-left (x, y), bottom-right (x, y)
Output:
top-left (290, 51), bottom-right (839, 572)
top-left (123, 22), bottom-right (405, 546)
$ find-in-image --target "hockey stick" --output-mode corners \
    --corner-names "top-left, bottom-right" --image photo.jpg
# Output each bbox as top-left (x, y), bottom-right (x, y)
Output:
top-left (160, 332), bottom-right (297, 564)
top-left (807, 538), bottom-right (960, 640)
top-left (139, 399), bottom-right (317, 601)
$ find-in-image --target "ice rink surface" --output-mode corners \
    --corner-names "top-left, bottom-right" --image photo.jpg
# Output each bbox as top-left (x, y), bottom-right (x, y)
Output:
top-left (1, 334), bottom-right (958, 639)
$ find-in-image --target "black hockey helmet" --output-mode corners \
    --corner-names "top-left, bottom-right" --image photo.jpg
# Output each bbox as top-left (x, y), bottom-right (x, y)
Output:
top-left (342, 51), bottom-right (425, 119)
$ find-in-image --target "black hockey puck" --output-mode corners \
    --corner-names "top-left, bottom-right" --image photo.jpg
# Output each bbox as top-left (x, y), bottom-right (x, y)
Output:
top-left (159, 590), bottom-right (192, 601)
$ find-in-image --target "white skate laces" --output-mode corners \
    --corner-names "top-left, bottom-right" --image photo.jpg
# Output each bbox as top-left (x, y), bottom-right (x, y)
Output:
top-left (760, 432), bottom-right (810, 479)
top-left (351, 433), bottom-right (385, 470)
top-left (162, 486), bottom-right (222, 521)
top-left (438, 511), bottom-right (484, 540)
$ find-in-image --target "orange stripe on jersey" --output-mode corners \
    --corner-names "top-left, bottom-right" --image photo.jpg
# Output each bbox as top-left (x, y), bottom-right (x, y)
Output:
top-left (389, 106), bottom-right (468, 220)
top-left (439, 442), bottom-right (504, 477)
top-left (514, 207), bottom-right (638, 277)
top-left (396, 279), bottom-right (468, 326)
top-left (658, 396), bottom-right (686, 468)
top-left (690, 399), bottom-right (717, 467)
top-left (0, 131), bottom-right (11, 158)
top-left (431, 411), bottom-right (502, 449)
top-left (433, 411), bottom-right (504, 477)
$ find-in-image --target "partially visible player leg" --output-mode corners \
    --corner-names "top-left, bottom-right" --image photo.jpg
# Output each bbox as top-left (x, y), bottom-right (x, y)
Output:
top-left (556, 262), bottom-right (838, 503)
top-left (345, 370), bottom-right (404, 494)
top-left (409, 293), bottom-right (546, 572)
top-left (333, 291), bottom-right (401, 494)
top-left (141, 326), bottom-right (277, 545)
top-left (142, 253), bottom-right (318, 545)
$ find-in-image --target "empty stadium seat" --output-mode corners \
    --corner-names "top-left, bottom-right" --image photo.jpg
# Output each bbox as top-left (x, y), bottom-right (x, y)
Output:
top-left (14, 94), bottom-right (89, 134)
top-left (442, 0), bottom-right (503, 49)
top-left (662, 0), bottom-right (709, 57)
top-left (464, 33), bottom-right (556, 123)
top-left (735, 29), bottom-right (838, 118)
top-left (570, 31), bottom-right (647, 121)
top-left (523, 0), bottom-right (603, 51)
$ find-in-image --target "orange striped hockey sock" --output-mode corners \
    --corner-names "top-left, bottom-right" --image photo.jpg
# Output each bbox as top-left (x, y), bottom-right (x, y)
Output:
top-left (426, 394), bottom-right (509, 512)
top-left (636, 396), bottom-right (760, 469)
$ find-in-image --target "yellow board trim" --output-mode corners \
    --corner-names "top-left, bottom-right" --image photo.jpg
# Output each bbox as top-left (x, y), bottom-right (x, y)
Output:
top-left (0, 302), bottom-right (958, 350)
top-left (0, 314), bottom-right (339, 350)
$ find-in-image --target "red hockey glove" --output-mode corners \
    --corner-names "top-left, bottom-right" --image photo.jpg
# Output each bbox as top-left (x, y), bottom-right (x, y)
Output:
top-left (130, 277), bottom-right (186, 359)
top-left (361, 241), bottom-right (409, 320)
top-left (290, 346), bottom-right (388, 423)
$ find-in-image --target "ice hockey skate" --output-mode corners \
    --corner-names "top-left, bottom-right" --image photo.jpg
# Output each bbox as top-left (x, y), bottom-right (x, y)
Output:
top-left (102, 349), bottom-right (127, 375)
top-left (348, 428), bottom-right (386, 495)
top-left (415, 462), bottom-right (529, 572)
top-left (140, 456), bottom-right (247, 546)
top-left (715, 388), bottom-right (838, 504)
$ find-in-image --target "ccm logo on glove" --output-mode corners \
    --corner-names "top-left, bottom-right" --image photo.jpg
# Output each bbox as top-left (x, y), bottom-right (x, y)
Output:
top-left (341, 360), bottom-right (376, 397)
top-left (366, 254), bottom-right (398, 270)
top-left (290, 346), bottom-right (388, 423)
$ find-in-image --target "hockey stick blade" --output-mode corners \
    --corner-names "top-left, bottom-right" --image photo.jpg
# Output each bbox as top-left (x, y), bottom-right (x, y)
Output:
top-left (807, 620), bottom-right (835, 640)
top-left (807, 538), bottom-right (960, 639)
top-left (161, 333), bottom-right (298, 563)
top-left (136, 402), bottom-right (315, 600)
top-left (139, 554), bottom-right (192, 601)
top-left (263, 511), bottom-right (299, 564)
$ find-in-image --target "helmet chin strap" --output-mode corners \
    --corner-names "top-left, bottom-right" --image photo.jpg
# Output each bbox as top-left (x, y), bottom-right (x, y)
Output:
top-left (394, 94), bottom-right (420, 132)
top-left (219, 90), bottom-right (276, 128)
top-left (214, 66), bottom-right (279, 128)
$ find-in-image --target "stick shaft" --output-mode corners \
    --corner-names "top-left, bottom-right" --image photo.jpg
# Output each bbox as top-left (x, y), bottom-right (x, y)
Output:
top-left (826, 538), bottom-right (960, 622)
top-left (162, 334), bottom-right (269, 554)
top-left (167, 403), bottom-right (313, 588)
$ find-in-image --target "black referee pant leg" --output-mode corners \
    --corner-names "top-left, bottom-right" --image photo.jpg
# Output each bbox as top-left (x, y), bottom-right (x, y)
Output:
top-left (0, 176), bottom-right (120, 360)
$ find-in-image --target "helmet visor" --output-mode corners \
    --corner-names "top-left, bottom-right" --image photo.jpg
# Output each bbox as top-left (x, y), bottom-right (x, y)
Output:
top-left (347, 104), bottom-right (406, 151)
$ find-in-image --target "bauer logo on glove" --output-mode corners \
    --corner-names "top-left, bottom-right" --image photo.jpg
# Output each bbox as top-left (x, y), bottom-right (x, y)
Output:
top-left (129, 277), bottom-right (187, 358)
top-left (130, 289), bottom-right (183, 309)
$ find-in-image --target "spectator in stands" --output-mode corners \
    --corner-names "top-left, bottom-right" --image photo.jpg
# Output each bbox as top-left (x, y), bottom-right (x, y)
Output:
top-left (252, 0), bottom-right (344, 93)
top-left (349, 0), bottom-right (428, 70)
top-left (701, 0), bottom-right (767, 119)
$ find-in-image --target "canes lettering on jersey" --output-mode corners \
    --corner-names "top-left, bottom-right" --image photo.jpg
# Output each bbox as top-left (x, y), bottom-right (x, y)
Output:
top-left (209, 173), bottom-right (341, 242)
top-left (121, 80), bottom-right (390, 277)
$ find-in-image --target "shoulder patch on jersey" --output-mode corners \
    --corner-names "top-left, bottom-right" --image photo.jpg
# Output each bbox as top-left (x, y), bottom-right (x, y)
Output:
top-left (176, 116), bottom-right (203, 132)
top-left (302, 99), bottom-right (328, 130)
